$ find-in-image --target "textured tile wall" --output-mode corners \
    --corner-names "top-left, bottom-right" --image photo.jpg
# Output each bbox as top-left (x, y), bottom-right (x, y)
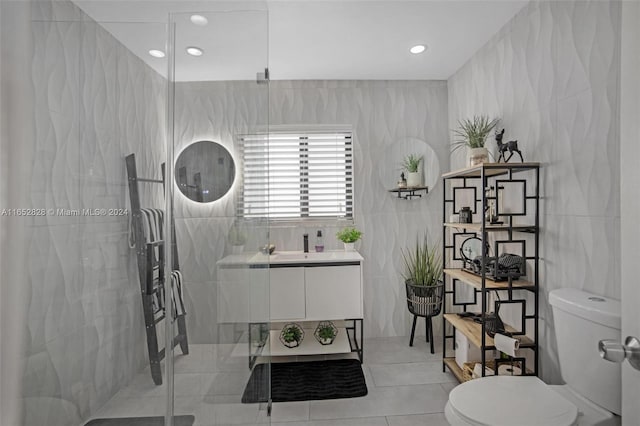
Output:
top-left (447, 0), bottom-right (621, 383)
top-left (173, 79), bottom-right (450, 342)
top-left (18, 1), bottom-right (167, 423)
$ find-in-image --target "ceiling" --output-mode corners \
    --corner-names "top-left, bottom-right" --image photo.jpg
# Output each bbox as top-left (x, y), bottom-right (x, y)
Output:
top-left (73, 0), bottom-right (527, 82)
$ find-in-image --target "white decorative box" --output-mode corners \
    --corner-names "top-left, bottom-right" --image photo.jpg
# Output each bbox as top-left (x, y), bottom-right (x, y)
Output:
top-left (455, 330), bottom-right (482, 369)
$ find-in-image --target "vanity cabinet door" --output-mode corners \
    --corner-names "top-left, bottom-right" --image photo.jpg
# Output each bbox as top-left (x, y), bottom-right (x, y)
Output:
top-left (217, 268), bottom-right (249, 323)
top-left (269, 267), bottom-right (306, 320)
top-left (218, 267), bottom-right (269, 323)
top-left (305, 265), bottom-right (362, 320)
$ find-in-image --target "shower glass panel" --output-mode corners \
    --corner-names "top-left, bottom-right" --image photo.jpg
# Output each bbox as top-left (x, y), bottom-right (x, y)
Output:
top-left (168, 9), bottom-right (271, 425)
top-left (1, 1), bottom-right (171, 424)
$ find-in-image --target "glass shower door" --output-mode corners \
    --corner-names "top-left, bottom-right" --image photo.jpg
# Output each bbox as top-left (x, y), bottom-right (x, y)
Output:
top-left (168, 9), bottom-right (270, 426)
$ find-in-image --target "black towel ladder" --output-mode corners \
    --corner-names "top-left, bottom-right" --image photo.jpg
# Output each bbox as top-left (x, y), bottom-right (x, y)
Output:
top-left (125, 153), bottom-right (189, 385)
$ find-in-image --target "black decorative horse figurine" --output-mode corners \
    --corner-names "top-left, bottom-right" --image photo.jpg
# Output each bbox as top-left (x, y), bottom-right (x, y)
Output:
top-left (495, 129), bottom-right (524, 163)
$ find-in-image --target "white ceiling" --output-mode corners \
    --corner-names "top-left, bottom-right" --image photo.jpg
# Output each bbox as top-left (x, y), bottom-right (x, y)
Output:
top-left (73, 0), bottom-right (527, 82)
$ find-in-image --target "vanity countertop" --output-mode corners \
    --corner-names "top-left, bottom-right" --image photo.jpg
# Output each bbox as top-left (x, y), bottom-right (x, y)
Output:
top-left (217, 250), bottom-right (363, 267)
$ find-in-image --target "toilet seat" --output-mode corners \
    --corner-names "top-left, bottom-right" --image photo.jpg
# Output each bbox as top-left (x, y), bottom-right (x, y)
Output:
top-left (448, 376), bottom-right (578, 426)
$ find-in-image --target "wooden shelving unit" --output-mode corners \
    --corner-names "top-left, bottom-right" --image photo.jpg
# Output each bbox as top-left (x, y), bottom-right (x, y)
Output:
top-left (441, 162), bottom-right (540, 179)
top-left (443, 357), bottom-right (466, 383)
top-left (443, 314), bottom-right (535, 348)
top-left (444, 269), bottom-right (535, 290)
top-left (441, 162), bottom-right (540, 383)
top-left (443, 223), bottom-right (536, 233)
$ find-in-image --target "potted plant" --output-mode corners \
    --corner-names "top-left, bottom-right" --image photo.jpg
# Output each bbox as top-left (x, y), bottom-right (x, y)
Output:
top-left (452, 116), bottom-right (500, 166)
top-left (336, 227), bottom-right (362, 251)
top-left (402, 154), bottom-right (423, 187)
top-left (227, 223), bottom-right (247, 254)
top-left (314, 321), bottom-right (338, 345)
top-left (279, 323), bottom-right (304, 348)
top-left (401, 234), bottom-right (445, 352)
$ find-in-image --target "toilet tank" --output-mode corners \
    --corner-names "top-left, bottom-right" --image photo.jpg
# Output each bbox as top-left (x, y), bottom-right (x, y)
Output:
top-left (549, 288), bottom-right (621, 415)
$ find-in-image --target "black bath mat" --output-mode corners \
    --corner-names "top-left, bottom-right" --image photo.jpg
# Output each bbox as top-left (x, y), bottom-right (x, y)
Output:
top-left (85, 415), bottom-right (194, 426)
top-left (241, 359), bottom-right (367, 403)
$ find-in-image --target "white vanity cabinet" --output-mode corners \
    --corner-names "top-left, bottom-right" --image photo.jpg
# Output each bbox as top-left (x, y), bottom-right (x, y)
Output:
top-left (269, 267), bottom-right (306, 320)
top-left (217, 265), bottom-right (269, 324)
top-left (217, 251), bottom-right (364, 361)
top-left (268, 263), bottom-right (362, 321)
top-left (216, 251), bottom-right (363, 323)
top-left (301, 265), bottom-right (362, 320)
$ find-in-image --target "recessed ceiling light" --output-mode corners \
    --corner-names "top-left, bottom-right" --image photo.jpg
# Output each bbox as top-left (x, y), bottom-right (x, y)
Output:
top-left (186, 46), bottom-right (204, 57)
top-left (190, 15), bottom-right (208, 26)
top-left (148, 49), bottom-right (165, 58)
top-left (410, 44), bottom-right (427, 54)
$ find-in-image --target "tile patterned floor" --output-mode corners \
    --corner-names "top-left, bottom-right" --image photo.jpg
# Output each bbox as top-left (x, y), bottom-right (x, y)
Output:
top-left (88, 336), bottom-right (456, 426)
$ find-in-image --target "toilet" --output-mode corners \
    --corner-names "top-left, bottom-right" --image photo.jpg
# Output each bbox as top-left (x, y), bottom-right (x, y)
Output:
top-left (445, 288), bottom-right (622, 426)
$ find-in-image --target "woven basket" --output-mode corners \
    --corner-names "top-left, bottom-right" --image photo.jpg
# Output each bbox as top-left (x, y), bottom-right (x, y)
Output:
top-left (405, 281), bottom-right (444, 317)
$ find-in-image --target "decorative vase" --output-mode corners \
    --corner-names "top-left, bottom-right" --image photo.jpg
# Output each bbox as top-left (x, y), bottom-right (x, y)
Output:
top-left (468, 147), bottom-right (489, 166)
top-left (344, 242), bottom-right (355, 251)
top-left (314, 321), bottom-right (338, 345)
top-left (407, 172), bottom-right (421, 187)
top-left (231, 245), bottom-right (244, 255)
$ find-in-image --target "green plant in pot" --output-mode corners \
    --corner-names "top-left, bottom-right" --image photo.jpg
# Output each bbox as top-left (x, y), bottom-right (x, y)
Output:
top-left (401, 234), bottom-right (444, 352)
top-left (451, 116), bottom-right (499, 166)
top-left (336, 227), bottom-right (362, 251)
top-left (314, 321), bottom-right (338, 345)
top-left (402, 154), bottom-right (423, 187)
top-left (279, 323), bottom-right (304, 348)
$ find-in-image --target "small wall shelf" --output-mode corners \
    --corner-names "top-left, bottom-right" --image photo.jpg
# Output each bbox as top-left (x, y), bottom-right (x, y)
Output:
top-left (388, 186), bottom-right (428, 199)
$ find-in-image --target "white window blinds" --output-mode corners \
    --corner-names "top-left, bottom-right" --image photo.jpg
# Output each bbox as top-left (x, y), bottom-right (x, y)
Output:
top-left (240, 131), bottom-right (353, 220)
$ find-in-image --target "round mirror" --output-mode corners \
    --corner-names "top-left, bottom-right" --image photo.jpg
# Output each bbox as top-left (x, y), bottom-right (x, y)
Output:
top-left (175, 140), bottom-right (235, 203)
top-left (460, 237), bottom-right (484, 262)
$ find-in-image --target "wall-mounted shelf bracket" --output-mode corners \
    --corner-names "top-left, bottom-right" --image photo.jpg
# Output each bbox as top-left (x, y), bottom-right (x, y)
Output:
top-left (388, 186), bottom-right (428, 200)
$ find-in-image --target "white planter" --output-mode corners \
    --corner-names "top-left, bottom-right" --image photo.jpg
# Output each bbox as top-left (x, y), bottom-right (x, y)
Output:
top-left (407, 172), bottom-right (421, 187)
top-left (343, 242), bottom-right (355, 251)
top-left (231, 245), bottom-right (244, 255)
top-left (468, 147), bottom-right (489, 166)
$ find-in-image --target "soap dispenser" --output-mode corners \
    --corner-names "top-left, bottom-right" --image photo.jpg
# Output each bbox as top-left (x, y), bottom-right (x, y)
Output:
top-left (315, 230), bottom-right (324, 252)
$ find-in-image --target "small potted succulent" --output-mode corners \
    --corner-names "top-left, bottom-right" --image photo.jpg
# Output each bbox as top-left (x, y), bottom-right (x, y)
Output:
top-left (402, 154), bottom-right (423, 187)
top-left (452, 116), bottom-right (500, 166)
top-left (336, 227), bottom-right (362, 251)
top-left (279, 323), bottom-right (304, 348)
top-left (314, 321), bottom-right (338, 345)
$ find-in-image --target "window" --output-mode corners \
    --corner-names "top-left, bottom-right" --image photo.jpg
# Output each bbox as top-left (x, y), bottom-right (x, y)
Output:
top-left (240, 131), bottom-right (353, 220)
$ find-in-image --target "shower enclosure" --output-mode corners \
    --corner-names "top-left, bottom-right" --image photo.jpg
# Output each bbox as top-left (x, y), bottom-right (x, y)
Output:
top-left (167, 8), bottom-right (271, 426)
top-left (0, 1), bottom-right (271, 425)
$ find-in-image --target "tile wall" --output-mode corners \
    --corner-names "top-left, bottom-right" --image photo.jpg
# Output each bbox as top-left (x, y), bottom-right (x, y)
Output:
top-left (1, 0), bottom-right (168, 423)
top-left (173, 80), bottom-right (450, 342)
top-left (447, 0), bottom-right (622, 383)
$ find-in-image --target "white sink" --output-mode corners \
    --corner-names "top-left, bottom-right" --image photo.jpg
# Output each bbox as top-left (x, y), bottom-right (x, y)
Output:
top-left (271, 251), bottom-right (338, 262)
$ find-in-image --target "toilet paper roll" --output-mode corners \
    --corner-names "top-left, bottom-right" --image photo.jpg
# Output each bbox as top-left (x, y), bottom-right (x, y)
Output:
top-left (472, 363), bottom-right (495, 379)
top-left (498, 364), bottom-right (523, 376)
top-left (494, 333), bottom-right (520, 357)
